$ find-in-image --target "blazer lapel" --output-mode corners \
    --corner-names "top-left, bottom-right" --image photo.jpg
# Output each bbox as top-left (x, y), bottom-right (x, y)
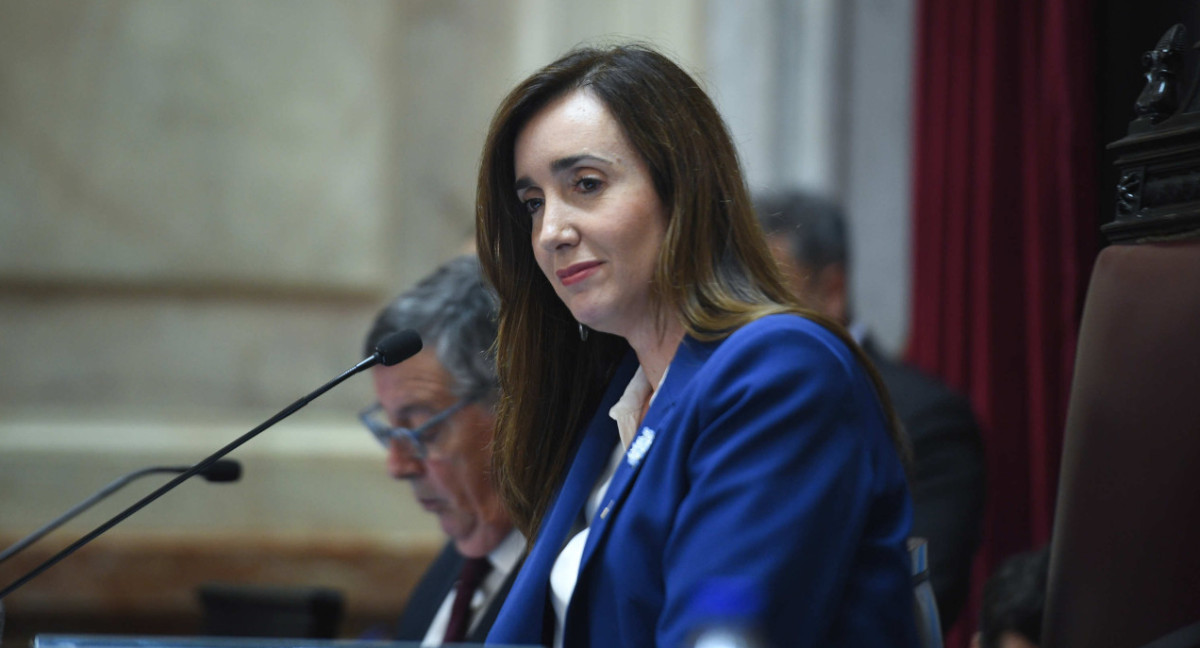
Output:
top-left (467, 554), bottom-right (524, 643)
top-left (394, 543), bottom-right (463, 640)
top-left (577, 337), bottom-right (712, 570)
top-left (488, 352), bottom-right (638, 643)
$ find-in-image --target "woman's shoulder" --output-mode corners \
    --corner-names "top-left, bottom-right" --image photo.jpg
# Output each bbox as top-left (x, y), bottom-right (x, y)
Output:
top-left (730, 311), bottom-right (834, 336)
top-left (674, 312), bottom-right (863, 392)
top-left (721, 312), bottom-right (855, 364)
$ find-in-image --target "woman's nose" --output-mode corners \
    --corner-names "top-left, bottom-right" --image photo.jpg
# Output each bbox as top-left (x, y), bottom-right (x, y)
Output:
top-left (387, 439), bottom-right (425, 479)
top-left (536, 201), bottom-right (580, 251)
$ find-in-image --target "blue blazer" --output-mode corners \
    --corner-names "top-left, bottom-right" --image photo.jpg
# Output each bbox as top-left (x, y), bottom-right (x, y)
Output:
top-left (487, 314), bottom-right (919, 648)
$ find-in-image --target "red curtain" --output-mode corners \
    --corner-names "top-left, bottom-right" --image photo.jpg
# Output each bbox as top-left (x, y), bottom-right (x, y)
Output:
top-left (907, 0), bottom-right (1099, 644)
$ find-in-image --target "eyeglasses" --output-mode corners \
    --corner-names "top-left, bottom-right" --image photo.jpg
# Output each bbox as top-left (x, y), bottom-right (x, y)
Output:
top-left (358, 399), bottom-right (472, 460)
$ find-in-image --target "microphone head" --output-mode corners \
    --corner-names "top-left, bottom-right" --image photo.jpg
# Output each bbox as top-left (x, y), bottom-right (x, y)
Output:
top-left (199, 459), bottom-right (242, 483)
top-left (375, 330), bottom-right (423, 367)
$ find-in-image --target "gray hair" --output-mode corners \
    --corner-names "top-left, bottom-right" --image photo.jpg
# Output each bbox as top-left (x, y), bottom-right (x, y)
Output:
top-left (364, 255), bottom-right (499, 404)
top-left (754, 189), bottom-right (849, 271)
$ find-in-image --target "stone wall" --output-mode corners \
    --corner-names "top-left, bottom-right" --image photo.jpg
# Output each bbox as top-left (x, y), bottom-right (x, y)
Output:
top-left (0, 0), bottom-right (706, 639)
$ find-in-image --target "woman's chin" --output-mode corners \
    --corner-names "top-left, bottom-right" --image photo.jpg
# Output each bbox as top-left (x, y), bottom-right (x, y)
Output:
top-left (567, 308), bottom-right (603, 332)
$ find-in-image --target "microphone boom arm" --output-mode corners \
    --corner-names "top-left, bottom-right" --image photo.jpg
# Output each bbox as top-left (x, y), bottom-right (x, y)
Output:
top-left (0, 349), bottom-right (388, 600)
top-left (1, 466), bottom-right (195, 566)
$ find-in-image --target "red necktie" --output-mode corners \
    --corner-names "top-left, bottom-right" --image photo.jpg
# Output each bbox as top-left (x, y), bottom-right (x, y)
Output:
top-left (442, 557), bottom-right (492, 643)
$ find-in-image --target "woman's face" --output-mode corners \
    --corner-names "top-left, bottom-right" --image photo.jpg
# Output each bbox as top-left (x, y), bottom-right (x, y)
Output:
top-left (513, 90), bottom-right (668, 340)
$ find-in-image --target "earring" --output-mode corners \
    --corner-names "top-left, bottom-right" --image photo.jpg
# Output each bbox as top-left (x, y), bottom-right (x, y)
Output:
top-left (578, 322), bottom-right (589, 341)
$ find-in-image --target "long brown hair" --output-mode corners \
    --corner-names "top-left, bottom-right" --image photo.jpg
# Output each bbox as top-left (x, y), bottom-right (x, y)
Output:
top-left (476, 44), bottom-right (907, 542)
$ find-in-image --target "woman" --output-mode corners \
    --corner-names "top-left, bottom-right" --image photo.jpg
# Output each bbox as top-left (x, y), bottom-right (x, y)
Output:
top-left (476, 44), bottom-right (918, 648)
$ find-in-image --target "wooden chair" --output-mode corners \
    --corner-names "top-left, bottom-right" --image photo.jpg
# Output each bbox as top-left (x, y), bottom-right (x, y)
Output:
top-left (197, 582), bottom-right (344, 639)
top-left (1042, 23), bottom-right (1200, 648)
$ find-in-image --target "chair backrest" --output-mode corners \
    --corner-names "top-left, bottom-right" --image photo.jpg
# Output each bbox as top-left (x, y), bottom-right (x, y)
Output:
top-left (910, 537), bottom-right (944, 648)
top-left (197, 582), bottom-right (344, 639)
top-left (1042, 23), bottom-right (1200, 648)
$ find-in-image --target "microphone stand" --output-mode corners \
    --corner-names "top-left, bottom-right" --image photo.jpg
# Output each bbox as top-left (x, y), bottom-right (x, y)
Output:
top-left (0, 349), bottom-right (388, 601)
top-left (0, 462), bottom-right (239, 567)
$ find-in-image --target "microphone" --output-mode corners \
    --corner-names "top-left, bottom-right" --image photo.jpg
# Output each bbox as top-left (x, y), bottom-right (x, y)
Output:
top-left (0, 330), bottom-right (422, 600)
top-left (374, 329), bottom-right (423, 367)
top-left (196, 458), bottom-right (242, 483)
top-left (0, 460), bottom-right (242, 566)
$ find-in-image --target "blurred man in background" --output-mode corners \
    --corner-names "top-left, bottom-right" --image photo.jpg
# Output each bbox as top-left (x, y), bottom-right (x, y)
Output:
top-left (969, 546), bottom-right (1049, 648)
top-left (360, 255), bottom-right (521, 644)
top-left (756, 190), bottom-right (986, 629)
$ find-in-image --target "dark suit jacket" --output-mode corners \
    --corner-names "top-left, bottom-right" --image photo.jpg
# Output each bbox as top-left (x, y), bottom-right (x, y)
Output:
top-left (394, 541), bottom-right (519, 644)
top-left (864, 337), bottom-right (986, 629)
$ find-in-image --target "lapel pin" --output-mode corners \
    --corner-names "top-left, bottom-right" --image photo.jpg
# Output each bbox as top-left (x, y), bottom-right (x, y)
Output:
top-left (626, 427), bottom-right (656, 467)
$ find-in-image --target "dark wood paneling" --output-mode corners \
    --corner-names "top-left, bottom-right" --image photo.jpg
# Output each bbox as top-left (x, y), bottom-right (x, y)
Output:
top-left (0, 534), bottom-right (440, 645)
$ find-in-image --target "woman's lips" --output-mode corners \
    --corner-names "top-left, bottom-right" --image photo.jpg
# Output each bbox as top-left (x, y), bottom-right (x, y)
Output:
top-left (557, 261), bottom-right (602, 286)
top-left (418, 497), bottom-right (445, 513)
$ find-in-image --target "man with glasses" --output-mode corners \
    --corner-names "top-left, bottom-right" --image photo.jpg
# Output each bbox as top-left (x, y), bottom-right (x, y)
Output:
top-left (360, 255), bottom-right (522, 645)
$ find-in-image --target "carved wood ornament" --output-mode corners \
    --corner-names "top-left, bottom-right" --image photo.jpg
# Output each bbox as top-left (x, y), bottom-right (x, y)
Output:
top-left (1107, 23), bottom-right (1200, 243)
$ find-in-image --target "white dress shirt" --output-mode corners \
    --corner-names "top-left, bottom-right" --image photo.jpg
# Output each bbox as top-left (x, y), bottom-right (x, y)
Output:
top-left (421, 529), bottom-right (526, 646)
top-left (549, 365), bottom-right (666, 648)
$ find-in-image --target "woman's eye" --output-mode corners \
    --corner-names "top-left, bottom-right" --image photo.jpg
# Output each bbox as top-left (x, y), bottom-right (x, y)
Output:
top-left (577, 177), bottom-right (602, 192)
top-left (522, 197), bottom-right (544, 214)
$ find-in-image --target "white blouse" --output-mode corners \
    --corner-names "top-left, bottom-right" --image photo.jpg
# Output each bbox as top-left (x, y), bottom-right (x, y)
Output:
top-left (548, 365), bottom-right (665, 648)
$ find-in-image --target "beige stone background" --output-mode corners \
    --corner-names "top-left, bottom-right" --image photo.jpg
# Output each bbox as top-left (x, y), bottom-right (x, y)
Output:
top-left (0, 0), bottom-right (702, 541)
top-left (0, 0), bottom-right (705, 639)
top-left (0, 0), bottom-right (921, 640)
